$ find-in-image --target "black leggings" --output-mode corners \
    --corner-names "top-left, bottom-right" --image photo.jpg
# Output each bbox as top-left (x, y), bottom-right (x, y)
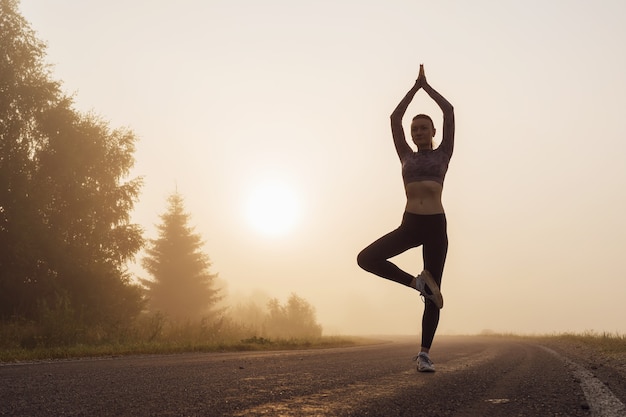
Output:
top-left (357, 212), bottom-right (448, 349)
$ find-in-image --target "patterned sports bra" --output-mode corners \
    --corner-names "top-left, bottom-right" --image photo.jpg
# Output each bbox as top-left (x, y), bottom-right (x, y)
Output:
top-left (401, 147), bottom-right (451, 186)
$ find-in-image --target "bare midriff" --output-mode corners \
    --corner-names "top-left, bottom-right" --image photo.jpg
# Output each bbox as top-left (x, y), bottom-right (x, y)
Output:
top-left (404, 180), bottom-right (445, 215)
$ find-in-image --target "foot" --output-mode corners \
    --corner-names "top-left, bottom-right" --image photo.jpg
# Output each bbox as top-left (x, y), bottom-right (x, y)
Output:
top-left (414, 352), bottom-right (436, 373)
top-left (414, 270), bottom-right (444, 309)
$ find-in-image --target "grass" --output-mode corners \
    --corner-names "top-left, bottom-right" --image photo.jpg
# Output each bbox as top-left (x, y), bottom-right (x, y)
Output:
top-left (537, 331), bottom-right (626, 354)
top-left (3, 324), bottom-right (624, 363)
top-left (1, 311), bottom-right (375, 363)
top-left (0, 335), bottom-right (373, 363)
top-left (477, 330), bottom-right (626, 355)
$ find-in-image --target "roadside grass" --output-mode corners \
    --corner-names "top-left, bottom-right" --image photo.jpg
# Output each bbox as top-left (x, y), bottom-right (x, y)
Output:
top-left (537, 331), bottom-right (626, 355)
top-left (4, 322), bottom-right (624, 363)
top-left (478, 330), bottom-right (626, 355)
top-left (0, 333), bottom-right (372, 363)
top-left (1, 312), bottom-right (378, 363)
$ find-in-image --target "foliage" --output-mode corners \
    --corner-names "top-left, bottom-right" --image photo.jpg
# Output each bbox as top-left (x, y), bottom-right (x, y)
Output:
top-left (0, 312), bottom-right (356, 362)
top-left (227, 298), bottom-right (267, 333)
top-left (0, 290), bottom-right (332, 360)
top-left (0, 0), bottom-right (144, 324)
top-left (141, 192), bottom-right (222, 322)
top-left (265, 293), bottom-right (323, 339)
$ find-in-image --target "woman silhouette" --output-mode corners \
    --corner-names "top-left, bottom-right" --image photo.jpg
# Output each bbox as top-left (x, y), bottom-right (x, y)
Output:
top-left (357, 65), bottom-right (455, 372)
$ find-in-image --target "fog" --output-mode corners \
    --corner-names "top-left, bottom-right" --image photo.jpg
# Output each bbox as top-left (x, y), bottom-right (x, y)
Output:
top-left (19, 0), bottom-right (626, 336)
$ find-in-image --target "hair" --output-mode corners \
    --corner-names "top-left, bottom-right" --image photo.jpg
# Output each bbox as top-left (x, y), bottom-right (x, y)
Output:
top-left (412, 114), bottom-right (435, 130)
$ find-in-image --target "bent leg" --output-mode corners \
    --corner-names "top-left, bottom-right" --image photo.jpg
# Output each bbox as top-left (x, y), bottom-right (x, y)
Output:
top-left (357, 224), bottom-right (419, 287)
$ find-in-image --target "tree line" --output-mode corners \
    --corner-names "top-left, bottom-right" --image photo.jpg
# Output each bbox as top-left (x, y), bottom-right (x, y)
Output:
top-left (0, 0), bottom-right (322, 347)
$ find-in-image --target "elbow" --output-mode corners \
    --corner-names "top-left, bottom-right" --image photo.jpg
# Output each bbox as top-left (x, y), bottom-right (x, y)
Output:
top-left (390, 116), bottom-right (403, 131)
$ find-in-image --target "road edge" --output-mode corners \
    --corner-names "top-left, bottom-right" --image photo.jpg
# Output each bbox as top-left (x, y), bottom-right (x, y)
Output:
top-left (540, 346), bottom-right (626, 417)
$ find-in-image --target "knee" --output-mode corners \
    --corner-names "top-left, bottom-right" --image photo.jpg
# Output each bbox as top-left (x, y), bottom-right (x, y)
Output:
top-left (424, 299), bottom-right (442, 315)
top-left (422, 268), bottom-right (443, 286)
top-left (356, 249), bottom-right (373, 271)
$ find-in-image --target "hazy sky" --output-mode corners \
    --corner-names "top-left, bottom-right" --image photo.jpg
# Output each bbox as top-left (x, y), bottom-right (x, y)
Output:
top-left (18, 0), bottom-right (626, 336)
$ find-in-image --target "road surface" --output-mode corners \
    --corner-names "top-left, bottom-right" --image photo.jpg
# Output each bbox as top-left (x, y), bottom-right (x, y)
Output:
top-left (1, 336), bottom-right (625, 416)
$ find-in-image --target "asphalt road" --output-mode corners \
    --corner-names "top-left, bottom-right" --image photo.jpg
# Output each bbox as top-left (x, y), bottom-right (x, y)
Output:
top-left (1, 336), bottom-right (624, 416)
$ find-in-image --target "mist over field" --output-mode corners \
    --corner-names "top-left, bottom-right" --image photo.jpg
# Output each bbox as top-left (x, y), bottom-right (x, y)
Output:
top-left (3, 0), bottom-right (626, 345)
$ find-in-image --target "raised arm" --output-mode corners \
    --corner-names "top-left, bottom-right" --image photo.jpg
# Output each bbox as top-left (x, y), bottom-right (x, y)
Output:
top-left (390, 80), bottom-right (420, 160)
top-left (420, 67), bottom-right (455, 156)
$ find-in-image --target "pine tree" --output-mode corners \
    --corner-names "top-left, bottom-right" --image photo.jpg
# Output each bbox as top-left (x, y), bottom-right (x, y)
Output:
top-left (141, 192), bottom-right (222, 322)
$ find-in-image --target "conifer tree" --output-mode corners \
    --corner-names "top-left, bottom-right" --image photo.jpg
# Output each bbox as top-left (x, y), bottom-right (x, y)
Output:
top-left (141, 192), bottom-right (222, 322)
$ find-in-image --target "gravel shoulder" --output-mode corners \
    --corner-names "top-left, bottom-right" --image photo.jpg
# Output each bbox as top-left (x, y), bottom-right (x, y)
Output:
top-left (534, 337), bottom-right (626, 405)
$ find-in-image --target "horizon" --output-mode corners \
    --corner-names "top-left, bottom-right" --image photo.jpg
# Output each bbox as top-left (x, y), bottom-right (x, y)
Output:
top-left (16, 0), bottom-right (626, 336)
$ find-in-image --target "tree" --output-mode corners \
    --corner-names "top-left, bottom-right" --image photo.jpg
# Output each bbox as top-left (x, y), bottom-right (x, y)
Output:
top-left (141, 192), bottom-right (222, 322)
top-left (265, 293), bottom-right (323, 339)
top-left (0, 0), bottom-right (144, 325)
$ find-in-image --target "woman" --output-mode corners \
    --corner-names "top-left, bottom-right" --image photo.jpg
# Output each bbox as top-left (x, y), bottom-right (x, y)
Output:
top-left (357, 65), bottom-right (454, 372)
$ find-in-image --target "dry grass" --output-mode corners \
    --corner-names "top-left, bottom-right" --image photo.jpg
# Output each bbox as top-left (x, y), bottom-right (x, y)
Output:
top-left (0, 314), bottom-right (365, 363)
top-left (0, 335), bottom-right (367, 363)
top-left (539, 331), bottom-right (626, 354)
top-left (478, 330), bottom-right (626, 355)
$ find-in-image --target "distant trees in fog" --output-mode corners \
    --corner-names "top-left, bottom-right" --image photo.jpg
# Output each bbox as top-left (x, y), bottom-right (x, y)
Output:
top-left (265, 294), bottom-right (322, 339)
top-left (0, 1), bottom-right (323, 347)
top-left (228, 293), bottom-right (323, 339)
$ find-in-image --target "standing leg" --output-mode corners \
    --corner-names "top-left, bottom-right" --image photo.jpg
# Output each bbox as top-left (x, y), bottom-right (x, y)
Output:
top-left (420, 214), bottom-right (448, 351)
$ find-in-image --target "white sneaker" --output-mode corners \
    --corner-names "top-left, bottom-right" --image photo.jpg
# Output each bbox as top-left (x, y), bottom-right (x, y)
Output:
top-left (414, 270), bottom-right (443, 309)
top-left (414, 352), bottom-right (436, 373)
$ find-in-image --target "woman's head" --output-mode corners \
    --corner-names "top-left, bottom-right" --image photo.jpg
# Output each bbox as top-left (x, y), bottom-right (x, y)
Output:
top-left (410, 114), bottom-right (436, 150)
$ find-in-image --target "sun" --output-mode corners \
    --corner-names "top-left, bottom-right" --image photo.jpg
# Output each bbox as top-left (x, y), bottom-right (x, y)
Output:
top-left (245, 180), bottom-right (300, 237)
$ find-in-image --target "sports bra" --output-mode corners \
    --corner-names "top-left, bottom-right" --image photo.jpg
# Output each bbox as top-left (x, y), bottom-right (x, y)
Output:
top-left (401, 147), bottom-right (451, 186)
